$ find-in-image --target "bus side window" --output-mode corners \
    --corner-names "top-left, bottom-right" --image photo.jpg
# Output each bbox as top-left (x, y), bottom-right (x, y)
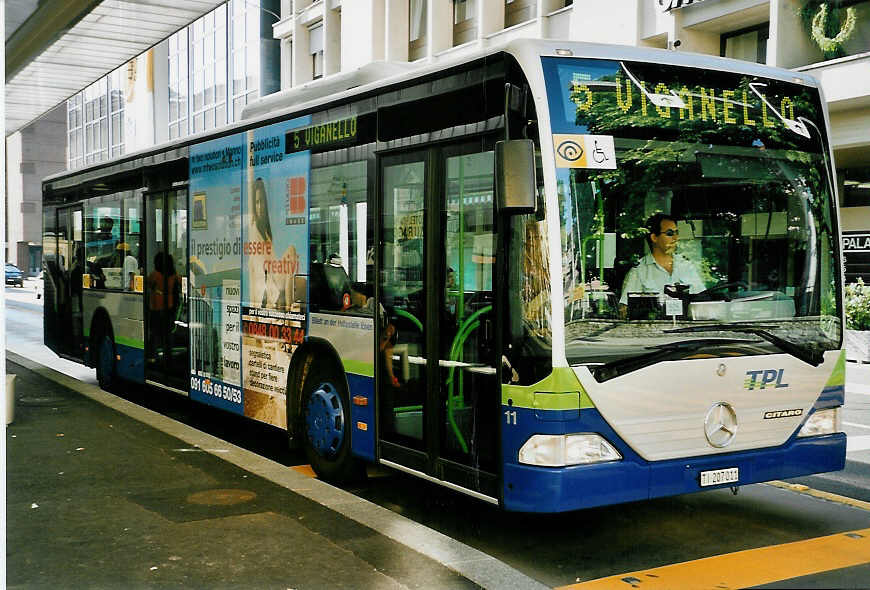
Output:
top-left (308, 160), bottom-right (370, 313)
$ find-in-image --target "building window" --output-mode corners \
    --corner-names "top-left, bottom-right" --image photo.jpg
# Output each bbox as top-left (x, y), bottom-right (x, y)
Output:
top-left (67, 94), bottom-right (84, 169)
top-left (409, 0), bottom-right (427, 60)
top-left (230, 0), bottom-right (260, 120)
top-left (168, 29), bottom-right (190, 139)
top-left (67, 70), bottom-right (125, 170)
top-left (310, 23), bottom-right (324, 80)
top-left (190, 5), bottom-right (228, 134)
top-left (842, 167), bottom-right (870, 208)
top-left (83, 78), bottom-right (109, 165)
top-left (454, 0), bottom-right (475, 22)
top-left (505, 0), bottom-right (536, 27)
top-left (721, 23), bottom-right (769, 64)
top-left (453, 0), bottom-right (476, 46)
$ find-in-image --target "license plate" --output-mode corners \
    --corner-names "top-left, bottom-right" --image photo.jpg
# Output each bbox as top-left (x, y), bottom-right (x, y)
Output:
top-left (700, 467), bottom-right (739, 487)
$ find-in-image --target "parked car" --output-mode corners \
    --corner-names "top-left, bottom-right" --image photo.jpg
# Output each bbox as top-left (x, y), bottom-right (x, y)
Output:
top-left (5, 263), bottom-right (24, 287)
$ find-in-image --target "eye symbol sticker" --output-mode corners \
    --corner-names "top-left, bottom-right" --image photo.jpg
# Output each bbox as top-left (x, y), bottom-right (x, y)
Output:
top-left (557, 140), bottom-right (584, 162)
top-left (552, 134), bottom-right (617, 169)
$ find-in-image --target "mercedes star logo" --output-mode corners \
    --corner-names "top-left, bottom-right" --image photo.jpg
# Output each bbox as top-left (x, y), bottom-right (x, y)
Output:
top-left (704, 402), bottom-right (738, 448)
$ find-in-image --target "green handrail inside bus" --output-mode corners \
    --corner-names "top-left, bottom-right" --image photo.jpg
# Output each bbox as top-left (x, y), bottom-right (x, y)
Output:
top-left (394, 308), bottom-right (423, 332)
top-left (445, 304), bottom-right (492, 454)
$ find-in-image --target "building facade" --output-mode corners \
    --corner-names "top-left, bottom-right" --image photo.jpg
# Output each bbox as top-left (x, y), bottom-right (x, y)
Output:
top-left (6, 0), bottom-right (868, 282)
top-left (271, 0), bottom-right (869, 282)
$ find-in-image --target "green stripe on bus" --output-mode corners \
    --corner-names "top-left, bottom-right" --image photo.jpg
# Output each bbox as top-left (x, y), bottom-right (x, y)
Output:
top-left (501, 367), bottom-right (595, 411)
top-left (343, 359), bottom-right (374, 377)
top-left (824, 349), bottom-right (846, 389)
top-left (115, 336), bottom-right (144, 350)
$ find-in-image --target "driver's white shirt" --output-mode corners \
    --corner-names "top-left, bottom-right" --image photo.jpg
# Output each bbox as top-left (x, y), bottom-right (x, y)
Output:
top-left (619, 253), bottom-right (705, 306)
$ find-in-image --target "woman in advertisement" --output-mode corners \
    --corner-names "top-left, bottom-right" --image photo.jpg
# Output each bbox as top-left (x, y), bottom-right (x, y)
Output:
top-left (247, 177), bottom-right (299, 310)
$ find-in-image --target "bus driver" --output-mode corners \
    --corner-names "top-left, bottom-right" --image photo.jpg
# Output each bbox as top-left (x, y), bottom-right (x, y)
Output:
top-left (619, 213), bottom-right (705, 319)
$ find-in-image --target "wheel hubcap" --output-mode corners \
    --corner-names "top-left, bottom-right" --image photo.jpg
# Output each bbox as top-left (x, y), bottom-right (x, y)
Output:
top-left (305, 382), bottom-right (344, 458)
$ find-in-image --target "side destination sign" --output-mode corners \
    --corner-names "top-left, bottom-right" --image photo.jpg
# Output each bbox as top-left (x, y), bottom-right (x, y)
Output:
top-left (286, 116), bottom-right (357, 153)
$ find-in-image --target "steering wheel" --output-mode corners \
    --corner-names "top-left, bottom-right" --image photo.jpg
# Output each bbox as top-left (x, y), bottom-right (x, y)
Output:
top-left (693, 280), bottom-right (749, 302)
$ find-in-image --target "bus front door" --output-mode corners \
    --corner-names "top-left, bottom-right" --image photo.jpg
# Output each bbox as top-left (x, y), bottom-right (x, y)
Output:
top-left (378, 143), bottom-right (499, 502)
top-left (144, 190), bottom-right (189, 392)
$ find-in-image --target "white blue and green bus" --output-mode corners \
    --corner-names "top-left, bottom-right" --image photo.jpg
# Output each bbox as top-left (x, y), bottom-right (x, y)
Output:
top-left (42, 39), bottom-right (846, 512)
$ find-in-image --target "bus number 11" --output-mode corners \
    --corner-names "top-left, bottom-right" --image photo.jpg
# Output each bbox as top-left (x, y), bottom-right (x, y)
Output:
top-left (504, 410), bottom-right (517, 425)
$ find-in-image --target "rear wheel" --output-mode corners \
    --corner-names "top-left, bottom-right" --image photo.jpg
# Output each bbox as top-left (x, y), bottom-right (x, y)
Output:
top-left (95, 324), bottom-right (117, 391)
top-left (301, 363), bottom-right (363, 483)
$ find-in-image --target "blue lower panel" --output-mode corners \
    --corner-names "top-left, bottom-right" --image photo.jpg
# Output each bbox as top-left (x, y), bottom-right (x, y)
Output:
top-left (648, 433), bottom-right (846, 500)
top-left (115, 343), bottom-right (144, 383)
top-left (347, 373), bottom-right (375, 462)
top-left (190, 376), bottom-right (244, 414)
top-left (502, 405), bottom-right (846, 513)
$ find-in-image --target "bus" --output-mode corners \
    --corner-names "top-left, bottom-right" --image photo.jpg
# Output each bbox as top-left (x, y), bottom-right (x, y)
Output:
top-left (42, 39), bottom-right (846, 512)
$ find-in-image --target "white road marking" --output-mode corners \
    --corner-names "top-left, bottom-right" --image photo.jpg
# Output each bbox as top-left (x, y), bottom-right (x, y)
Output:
top-left (846, 435), bottom-right (870, 453)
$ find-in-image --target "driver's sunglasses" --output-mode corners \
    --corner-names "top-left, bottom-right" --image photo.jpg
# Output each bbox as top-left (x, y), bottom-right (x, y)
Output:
top-left (661, 229), bottom-right (679, 237)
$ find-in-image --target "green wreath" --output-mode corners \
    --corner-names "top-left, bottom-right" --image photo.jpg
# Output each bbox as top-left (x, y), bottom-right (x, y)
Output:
top-left (811, 3), bottom-right (857, 54)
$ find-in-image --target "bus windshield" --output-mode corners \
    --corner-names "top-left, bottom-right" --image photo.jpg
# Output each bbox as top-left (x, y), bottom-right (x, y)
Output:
top-left (541, 58), bottom-right (841, 376)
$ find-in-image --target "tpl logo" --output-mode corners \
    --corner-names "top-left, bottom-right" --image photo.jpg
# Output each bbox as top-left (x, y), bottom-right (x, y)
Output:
top-left (744, 369), bottom-right (789, 391)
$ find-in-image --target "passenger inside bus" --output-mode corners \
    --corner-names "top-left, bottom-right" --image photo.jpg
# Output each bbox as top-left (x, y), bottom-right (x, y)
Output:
top-left (619, 213), bottom-right (705, 320)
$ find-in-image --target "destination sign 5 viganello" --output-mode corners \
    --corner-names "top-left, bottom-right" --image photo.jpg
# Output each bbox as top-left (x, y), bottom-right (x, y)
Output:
top-left (286, 116), bottom-right (358, 154)
top-left (569, 74), bottom-right (802, 130)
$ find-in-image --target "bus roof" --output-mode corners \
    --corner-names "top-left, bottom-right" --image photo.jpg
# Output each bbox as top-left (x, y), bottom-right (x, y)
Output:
top-left (44, 38), bottom-right (821, 189)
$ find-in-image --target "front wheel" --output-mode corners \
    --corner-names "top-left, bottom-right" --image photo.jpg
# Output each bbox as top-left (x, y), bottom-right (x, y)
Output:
top-left (301, 364), bottom-right (363, 483)
top-left (95, 327), bottom-right (117, 391)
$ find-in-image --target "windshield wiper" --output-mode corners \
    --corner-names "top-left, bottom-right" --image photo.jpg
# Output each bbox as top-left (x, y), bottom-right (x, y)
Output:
top-left (593, 337), bottom-right (760, 382)
top-left (664, 323), bottom-right (824, 367)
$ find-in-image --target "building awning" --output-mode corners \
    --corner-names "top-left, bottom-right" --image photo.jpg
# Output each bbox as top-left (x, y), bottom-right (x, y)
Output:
top-left (660, 0), bottom-right (711, 11)
top-left (5, 0), bottom-right (226, 135)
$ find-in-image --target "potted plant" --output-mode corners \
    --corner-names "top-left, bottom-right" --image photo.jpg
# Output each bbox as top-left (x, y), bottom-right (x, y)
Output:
top-left (845, 279), bottom-right (870, 362)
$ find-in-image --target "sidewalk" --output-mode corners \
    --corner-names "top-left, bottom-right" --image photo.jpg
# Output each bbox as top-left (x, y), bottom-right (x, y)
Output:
top-left (5, 354), bottom-right (545, 589)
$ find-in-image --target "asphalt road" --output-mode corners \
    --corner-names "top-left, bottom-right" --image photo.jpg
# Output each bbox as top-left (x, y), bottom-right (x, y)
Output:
top-left (5, 283), bottom-right (870, 588)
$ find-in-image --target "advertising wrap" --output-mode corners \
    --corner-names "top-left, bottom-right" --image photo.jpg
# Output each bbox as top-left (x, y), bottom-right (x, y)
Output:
top-left (241, 116), bottom-right (311, 426)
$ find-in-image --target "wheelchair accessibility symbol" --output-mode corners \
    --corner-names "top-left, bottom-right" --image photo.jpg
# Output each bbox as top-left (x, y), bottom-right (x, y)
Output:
top-left (592, 139), bottom-right (609, 164)
top-left (552, 134), bottom-right (616, 169)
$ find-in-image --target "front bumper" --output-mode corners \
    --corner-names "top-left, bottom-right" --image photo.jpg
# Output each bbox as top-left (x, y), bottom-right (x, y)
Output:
top-left (501, 407), bottom-right (846, 513)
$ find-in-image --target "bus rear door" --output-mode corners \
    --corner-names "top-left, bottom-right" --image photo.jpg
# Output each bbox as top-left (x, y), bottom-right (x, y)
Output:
top-left (144, 189), bottom-right (189, 392)
top-left (53, 205), bottom-right (86, 360)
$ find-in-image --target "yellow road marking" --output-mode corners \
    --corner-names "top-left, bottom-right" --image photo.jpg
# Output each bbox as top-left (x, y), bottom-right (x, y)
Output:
top-left (558, 528), bottom-right (870, 590)
top-left (291, 464), bottom-right (317, 478)
top-left (766, 480), bottom-right (870, 512)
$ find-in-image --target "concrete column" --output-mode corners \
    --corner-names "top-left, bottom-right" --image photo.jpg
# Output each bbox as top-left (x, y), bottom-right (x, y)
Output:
top-left (429, 0), bottom-right (453, 56)
top-left (479, 0), bottom-right (505, 38)
top-left (385, 0), bottom-right (410, 62)
top-left (324, 3), bottom-right (341, 75)
top-left (152, 42), bottom-right (170, 145)
top-left (569, 0), bottom-right (640, 45)
top-left (293, 19), bottom-right (312, 84)
top-left (341, 0), bottom-right (385, 71)
top-left (4, 104), bottom-right (65, 271)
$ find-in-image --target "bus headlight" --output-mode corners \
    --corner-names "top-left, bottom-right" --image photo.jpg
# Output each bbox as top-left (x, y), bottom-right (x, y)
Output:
top-left (798, 408), bottom-right (841, 437)
top-left (518, 434), bottom-right (622, 467)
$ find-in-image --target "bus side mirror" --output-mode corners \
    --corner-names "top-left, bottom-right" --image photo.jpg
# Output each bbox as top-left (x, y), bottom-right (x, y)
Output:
top-left (496, 140), bottom-right (536, 215)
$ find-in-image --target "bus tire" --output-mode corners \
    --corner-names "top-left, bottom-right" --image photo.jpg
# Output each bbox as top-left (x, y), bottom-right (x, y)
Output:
top-left (95, 323), bottom-right (117, 391)
top-left (301, 362), bottom-right (363, 484)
